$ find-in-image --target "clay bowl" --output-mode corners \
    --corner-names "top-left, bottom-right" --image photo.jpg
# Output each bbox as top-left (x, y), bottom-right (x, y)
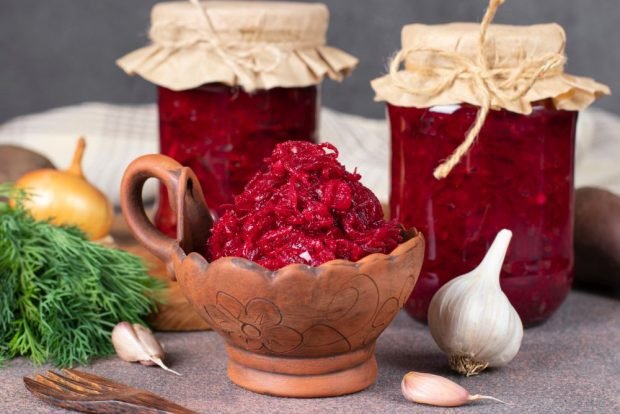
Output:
top-left (121, 154), bottom-right (425, 398)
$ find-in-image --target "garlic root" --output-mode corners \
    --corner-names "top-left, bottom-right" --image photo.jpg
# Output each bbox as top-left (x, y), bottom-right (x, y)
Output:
top-left (448, 355), bottom-right (489, 377)
top-left (111, 322), bottom-right (181, 375)
top-left (401, 371), bottom-right (507, 407)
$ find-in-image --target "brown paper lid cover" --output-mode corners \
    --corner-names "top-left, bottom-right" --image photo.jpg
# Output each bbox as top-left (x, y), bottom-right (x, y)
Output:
top-left (118, 1), bottom-right (358, 91)
top-left (371, 22), bottom-right (609, 113)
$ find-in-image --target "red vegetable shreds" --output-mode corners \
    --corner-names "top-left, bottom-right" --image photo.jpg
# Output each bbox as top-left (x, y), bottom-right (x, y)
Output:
top-left (207, 141), bottom-right (404, 270)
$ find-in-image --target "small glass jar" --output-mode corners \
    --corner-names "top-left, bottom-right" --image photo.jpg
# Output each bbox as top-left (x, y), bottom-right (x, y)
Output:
top-left (388, 101), bottom-right (578, 326)
top-left (118, 1), bottom-right (357, 236)
top-left (155, 84), bottom-right (318, 236)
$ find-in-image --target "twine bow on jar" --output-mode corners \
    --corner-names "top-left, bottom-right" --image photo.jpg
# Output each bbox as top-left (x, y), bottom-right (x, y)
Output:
top-left (387, 0), bottom-right (568, 179)
top-left (182, 0), bottom-right (284, 87)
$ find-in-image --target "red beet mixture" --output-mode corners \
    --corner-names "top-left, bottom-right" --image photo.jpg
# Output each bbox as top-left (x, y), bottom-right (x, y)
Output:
top-left (388, 101), bottom-right (577, 325)
top-left (155, 84), bottom-right (317, 236)
top-left (208, 141), bottom-right (404, 270)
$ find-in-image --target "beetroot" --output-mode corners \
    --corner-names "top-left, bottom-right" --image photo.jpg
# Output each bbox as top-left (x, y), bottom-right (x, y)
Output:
top-left (208, 141), bottom-right (404, 270)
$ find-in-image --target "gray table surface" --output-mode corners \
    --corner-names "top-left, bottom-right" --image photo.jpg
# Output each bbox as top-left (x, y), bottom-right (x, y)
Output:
top-left (1, 290), bottom-right (619, 414)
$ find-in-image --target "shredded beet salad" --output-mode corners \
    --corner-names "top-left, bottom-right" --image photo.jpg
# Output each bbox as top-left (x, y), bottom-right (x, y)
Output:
top-left (207, 141), bottom-right (404, 270)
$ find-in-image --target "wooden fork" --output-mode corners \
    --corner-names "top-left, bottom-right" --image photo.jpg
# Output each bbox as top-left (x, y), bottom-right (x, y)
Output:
top-left (24, 369), bottom-right (199, 414)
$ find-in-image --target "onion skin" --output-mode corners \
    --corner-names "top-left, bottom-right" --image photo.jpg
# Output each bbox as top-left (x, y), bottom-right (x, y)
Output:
top-left (14, 137), bottom-right (113, 240)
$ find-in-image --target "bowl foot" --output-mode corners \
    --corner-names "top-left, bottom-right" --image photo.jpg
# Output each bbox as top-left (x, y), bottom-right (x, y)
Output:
top-left (226, 344), bottom-right (378, 397)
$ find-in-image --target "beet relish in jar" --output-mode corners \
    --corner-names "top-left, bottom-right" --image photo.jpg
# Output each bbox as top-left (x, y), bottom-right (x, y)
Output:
top-left (387, 101), bottom-right (577, 325)
top-left (372, 12), bottom-right (609, 325)
top-left (118, 1), bottom-right (357, 236)
top-left (155, 84), bottom-right (318, 235)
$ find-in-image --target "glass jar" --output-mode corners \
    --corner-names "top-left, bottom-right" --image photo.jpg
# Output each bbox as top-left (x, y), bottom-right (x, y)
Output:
top-left (117, 1), bottom-right (358, 237)
top-left (155, 84), bottom-right (319, 236)
top-left (388, 100), bottom-right (578, 326)
top-left (372, 19), bottom-right (607, 326)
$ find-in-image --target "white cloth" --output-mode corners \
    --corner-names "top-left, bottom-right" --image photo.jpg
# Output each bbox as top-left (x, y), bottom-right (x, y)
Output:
top-left (0, 102), bottom-right (618, 205)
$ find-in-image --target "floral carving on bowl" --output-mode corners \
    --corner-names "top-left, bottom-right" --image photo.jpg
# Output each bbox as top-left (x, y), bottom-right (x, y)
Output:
top-left (205, 293), bottom-right (303, 353)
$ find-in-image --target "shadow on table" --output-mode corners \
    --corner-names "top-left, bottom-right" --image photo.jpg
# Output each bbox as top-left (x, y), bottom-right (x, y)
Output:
top-left (378, 349), bottom-right (448, 374)
top-left (573, 282), bottom-right (620, 300)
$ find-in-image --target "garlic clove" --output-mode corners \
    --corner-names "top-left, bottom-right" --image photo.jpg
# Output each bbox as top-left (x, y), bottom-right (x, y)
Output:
top-left (402, 371), bottom-right (470, 407)
top-left (401, 372), bottom-right (506, 407)
top-left (132, 324), bottom-right (164, 358)
top-left (111, 322), bottom-right (181, 375)
top-left (428, 229), bottom-right (524, 376)
top-left (111, 322), bottom-right (152, 362)
top-left (132, 323), bottom-right (181, 376)
top-left (131, 323), bottom-right (161, 368)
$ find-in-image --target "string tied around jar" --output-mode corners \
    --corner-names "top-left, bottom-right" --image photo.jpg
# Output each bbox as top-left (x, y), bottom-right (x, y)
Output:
top-left (388, 0), bottom-right (566, 179)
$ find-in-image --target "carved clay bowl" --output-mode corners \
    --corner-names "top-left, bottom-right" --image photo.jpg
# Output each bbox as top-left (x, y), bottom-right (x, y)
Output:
top-left (121, 154), bottom-right (425, 398)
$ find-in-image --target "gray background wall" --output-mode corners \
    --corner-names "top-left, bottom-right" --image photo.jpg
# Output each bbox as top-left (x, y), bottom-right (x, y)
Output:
top-left (1, 0), bottom-right (618, 123)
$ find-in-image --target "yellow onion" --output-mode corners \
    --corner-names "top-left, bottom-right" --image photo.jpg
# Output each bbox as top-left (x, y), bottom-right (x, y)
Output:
top-left (14, 137), bottom-right (113, 240)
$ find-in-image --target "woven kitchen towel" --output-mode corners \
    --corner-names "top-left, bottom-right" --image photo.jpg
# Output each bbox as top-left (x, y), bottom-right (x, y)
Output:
top-left (0, 103), bottom-right (618, 205)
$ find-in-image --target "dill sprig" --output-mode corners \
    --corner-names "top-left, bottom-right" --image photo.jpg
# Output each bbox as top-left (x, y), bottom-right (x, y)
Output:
top-left (0, 183), bottom-right (164, 367)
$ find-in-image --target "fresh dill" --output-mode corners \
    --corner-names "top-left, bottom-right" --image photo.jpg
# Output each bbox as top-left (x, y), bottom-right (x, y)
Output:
top-left (0, 183), bottom-right (164, 367)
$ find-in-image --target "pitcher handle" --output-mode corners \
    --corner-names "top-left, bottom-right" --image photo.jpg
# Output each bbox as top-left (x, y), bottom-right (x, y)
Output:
top-left (120, 154), bottom-right (213, 280)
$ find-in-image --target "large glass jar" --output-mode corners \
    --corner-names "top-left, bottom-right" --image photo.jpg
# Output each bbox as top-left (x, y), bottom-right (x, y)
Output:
top-left (155, 84), bottom-right (318, 236)
top-left (389, 101), bottom-right (578, 326)
top-left (372, 20), bottom-right (608, 326)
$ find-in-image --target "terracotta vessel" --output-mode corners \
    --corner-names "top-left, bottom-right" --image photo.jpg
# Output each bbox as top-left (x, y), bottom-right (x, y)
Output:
top-left (121, 154), bottom-right (425, 398)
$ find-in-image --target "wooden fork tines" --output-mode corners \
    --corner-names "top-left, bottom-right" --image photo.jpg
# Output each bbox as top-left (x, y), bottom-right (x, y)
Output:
top-left (24, 369), bottom-right (198, 414)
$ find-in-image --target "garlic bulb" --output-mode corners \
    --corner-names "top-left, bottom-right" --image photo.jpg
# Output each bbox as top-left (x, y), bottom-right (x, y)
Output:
top-left (428, 229), bottom-right (523, 376)
top-left (111, 322), bottom-right (181, 375)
